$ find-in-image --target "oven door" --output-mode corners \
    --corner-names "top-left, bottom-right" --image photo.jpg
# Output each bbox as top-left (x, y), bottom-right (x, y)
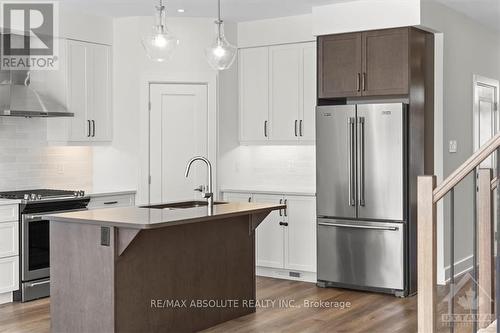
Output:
top-left (21, 214), bottom-right (50, 281)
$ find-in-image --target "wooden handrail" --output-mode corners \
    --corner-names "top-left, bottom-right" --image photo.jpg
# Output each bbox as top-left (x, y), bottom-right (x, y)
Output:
top-left (491, 176), bottom-right (498, 191)
top-left (433, 132), bottom-right (500, 203)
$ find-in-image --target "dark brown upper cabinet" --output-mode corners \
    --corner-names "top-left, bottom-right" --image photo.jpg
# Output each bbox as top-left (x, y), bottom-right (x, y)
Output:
top-left (318, 33), bottom-right (362, 98)
top-left (318, 27), bottom-right (411, 99)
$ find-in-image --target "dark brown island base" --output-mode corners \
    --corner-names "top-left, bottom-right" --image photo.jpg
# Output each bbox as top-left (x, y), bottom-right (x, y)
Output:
top-left (46, 202), bottom-right (285, 333)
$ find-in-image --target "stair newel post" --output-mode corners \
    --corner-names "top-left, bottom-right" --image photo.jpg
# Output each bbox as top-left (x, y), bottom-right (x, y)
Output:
top-left (417, 175), bottom-right (437, 333)
top-left (477, 168), bottom-right (494, 329)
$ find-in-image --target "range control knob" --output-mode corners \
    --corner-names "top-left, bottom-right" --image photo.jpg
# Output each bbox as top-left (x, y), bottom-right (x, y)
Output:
top-left (23, 194), bottom-right (30, 200)
top-left (79, 190), bottom-right (85, 197)
top-left (30, 193), bottom-right (37, 201)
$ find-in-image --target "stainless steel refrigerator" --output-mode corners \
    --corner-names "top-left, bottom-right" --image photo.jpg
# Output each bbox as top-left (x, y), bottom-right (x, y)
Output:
top-left (316, 103), bottom-right (408, 297)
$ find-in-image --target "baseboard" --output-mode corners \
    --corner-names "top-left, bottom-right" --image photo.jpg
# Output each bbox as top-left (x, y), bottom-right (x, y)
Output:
top-left (256, 266), bottom-right (316, 283)
top-left (0, 292), bottom-right (13, 305)
top-left (438, 255), bottom-right (473, 285)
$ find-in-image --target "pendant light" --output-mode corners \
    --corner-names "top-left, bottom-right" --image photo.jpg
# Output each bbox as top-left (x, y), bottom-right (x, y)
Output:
top-left (205, 0), bottom-right (236, 71)
top-left (141, 0), bottom-right (179, 62)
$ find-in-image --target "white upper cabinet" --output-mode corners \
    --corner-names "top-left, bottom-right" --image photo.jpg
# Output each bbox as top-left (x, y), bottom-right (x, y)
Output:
top-left (239, 42), bottom-right (316, 144)
top-left (48, 39), bottom-right (112, 143)
top-left (269, 44), bottom-right (301, 141)
top-left (239, 47), bottom-right (269, 142)
top-left (89, 43), bottom-right (112, 142)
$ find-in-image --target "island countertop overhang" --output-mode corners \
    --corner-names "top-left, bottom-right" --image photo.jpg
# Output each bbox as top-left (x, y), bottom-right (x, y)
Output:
top-left (45, 202), bottom-right (286, 229)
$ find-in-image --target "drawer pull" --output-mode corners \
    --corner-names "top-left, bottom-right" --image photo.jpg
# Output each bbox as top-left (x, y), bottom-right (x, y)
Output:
top-left (279, 222), bottom-right (288, 227)
top-left (104, 201), bottom-right (119, 205)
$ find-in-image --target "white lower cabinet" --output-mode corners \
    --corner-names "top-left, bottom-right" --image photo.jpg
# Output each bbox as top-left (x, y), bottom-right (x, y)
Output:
top-left (0, 204), bottom-right (20, 302)
top-left (0, 256), bottom-right (19, 294)
top-left (223, 191), bottom-right (316, 282)
top-left (88, 192), bottom-right (136, 210)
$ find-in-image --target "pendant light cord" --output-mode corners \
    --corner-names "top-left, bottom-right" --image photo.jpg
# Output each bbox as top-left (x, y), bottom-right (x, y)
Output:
top-left (217, 0), bottom-right (222, 39)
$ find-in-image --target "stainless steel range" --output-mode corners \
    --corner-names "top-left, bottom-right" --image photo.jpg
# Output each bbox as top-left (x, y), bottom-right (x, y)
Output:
top-left (0, 189), bottom-right (90, 302)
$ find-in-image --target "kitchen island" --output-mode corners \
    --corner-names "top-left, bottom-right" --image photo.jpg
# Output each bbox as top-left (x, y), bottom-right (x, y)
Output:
top-left (47, 201), bottom-right (285, 333)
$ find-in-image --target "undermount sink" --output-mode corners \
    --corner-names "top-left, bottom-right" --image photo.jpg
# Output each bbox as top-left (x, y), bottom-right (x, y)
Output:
top-left (141, 201), bottom-right (228, 209)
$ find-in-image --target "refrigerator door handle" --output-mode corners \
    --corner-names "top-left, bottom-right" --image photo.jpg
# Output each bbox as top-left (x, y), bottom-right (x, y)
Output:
top-left (358, 117), bottom-right (365, 207)
top-left (348, 117), bottom-right (356, 206)
top-left (318, 222), bottom-right (399, 232)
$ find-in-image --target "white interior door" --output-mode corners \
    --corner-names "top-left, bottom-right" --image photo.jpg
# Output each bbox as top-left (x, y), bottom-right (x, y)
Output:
top-left (149, 84), bottom-right (208, 204)
top-left (474, 75), bottom-right (499, 168)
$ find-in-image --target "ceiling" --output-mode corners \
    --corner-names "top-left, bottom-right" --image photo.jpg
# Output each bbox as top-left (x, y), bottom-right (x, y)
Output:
top-left (60, 0), bottom-right (500, 32)
top-left (60, 0), bottom-right (339, 21)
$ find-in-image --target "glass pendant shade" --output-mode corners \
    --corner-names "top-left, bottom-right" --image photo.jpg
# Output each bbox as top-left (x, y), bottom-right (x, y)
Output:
top-left (141, 2), bottom-right (179, 62)
top-left (205, 21), bottom-right (236, 70)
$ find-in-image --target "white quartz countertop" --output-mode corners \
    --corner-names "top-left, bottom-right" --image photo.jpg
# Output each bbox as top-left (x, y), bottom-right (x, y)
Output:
top-left (0, 199), bottom-right (21, 205)
top-left (87, 189), bottom-right (137, 197)
top-left (46, 202), bottom-right (285, 230)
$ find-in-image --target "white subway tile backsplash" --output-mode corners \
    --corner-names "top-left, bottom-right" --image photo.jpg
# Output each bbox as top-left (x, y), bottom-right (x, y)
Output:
top-left (0, 118), bottom-right (92, 191)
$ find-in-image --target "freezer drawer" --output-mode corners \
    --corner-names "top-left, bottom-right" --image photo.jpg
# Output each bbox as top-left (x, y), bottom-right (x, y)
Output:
top-left (317, 219), bottom-right (404, 290)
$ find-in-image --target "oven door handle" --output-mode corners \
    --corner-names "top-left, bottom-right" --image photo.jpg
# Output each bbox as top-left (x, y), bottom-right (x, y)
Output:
top-left (23, 208), bottom-right (89, 222)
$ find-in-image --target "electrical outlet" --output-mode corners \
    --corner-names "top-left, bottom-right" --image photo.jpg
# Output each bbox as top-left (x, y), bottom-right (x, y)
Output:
top-left (56, 164), bottom-right (64, 174)
top-left (449, 140), bottom-right (458, 153)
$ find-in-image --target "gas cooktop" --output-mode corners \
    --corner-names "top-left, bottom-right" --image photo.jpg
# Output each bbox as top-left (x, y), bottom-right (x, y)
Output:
top-left (0, 189), bottom-right (86, 202)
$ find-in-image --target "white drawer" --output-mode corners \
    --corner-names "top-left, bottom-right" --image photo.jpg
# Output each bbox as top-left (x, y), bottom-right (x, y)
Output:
top-left (0, 205), bottom-right (18, 223)
top-left (0, 222), bottom-right (18, 258)
top-left (0, 256), bottom-right (19, 293)
top-left (88, 194), bottom-right (135, 209)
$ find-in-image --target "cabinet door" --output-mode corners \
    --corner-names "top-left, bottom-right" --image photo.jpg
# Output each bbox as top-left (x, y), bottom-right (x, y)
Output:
top-left (89, 43), bottom-right (112, 141)
top-left (254, 194), bottom-right (284, 269)
top-left (285, 196), bottom-right (316, 272)
top-left (300, 43), bottom-right (316, 141)
top-left (269, 44), bottom-right (301, 141)
top-left (239, 47), bottom-right (269, 142)
top-left (318, 33), bottom-right (362, 98)
top-left (0, 222), bottom-right (18, 258)
top-left (67, 40), bottom-right (90, 141)
top-left (362, 28), bottom-right (409, 96)
top-left (0, 256), bottom-right (18, 293)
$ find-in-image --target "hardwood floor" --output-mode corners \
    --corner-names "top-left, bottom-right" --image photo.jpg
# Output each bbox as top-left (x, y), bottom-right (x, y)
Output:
top-left (0, 276), bottom-right (482, 333)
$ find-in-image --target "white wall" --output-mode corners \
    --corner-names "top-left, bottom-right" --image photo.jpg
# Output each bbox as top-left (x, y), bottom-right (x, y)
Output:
top-left (59, 5), bottom-right (113, 45)
top-left (312, 0), bottom-right (421, 35)
top-left (92, 17), bottom-right (236, 202)
top-left (238, 14), bottom-right (314, 48)
top-left (0, 118), bottom-right (92, 191)
top-left (420, 0), bottom-right (500, 283)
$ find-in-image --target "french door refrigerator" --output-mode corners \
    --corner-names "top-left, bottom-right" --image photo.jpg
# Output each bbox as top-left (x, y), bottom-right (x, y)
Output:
top-left (316, 103), bottom-right (408, 297)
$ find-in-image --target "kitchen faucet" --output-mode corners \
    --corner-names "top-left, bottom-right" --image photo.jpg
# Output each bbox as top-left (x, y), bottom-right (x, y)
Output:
top-left (184, 156), bottom-right (214, 214)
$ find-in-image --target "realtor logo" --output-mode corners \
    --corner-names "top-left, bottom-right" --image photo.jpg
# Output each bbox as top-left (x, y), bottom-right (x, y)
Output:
top-left (1, 1), bottom-right (59, 70)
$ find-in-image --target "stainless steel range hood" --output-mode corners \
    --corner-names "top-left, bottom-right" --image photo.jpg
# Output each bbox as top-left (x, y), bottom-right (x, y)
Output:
top-left (0, 70), bottom-right (73, 118)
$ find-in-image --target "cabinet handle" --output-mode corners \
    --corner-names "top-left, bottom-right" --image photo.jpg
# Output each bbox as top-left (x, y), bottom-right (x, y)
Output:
top-left (92, 120), bottom-right (96, 137)
top-left (283, 199), bottom-right (287, 217)
top-left (87, 120), bottom-right (91, 137)
top-left (279, 199), bottom-right (283, 216)
top-left (294, 120), bottom-right (298, 137)
top-left (264, 121), bottom-right (268, 138)
top-left (279, 222), bottom-right (288, 227)
top-left (362, 73), bottom-right (367, 91)
top-left (357, 73), bottom-right (361, 92)
top-left (248, 197), bottom-right (252, 203)
top-left (299, 120), bottom-right (303, 137)
top-left (104, 201), bottom-right (118, 205)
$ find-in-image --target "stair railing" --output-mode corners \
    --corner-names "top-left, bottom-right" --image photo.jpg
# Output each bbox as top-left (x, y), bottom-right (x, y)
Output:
top-left (418, 132), bottom-right (500, 333)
